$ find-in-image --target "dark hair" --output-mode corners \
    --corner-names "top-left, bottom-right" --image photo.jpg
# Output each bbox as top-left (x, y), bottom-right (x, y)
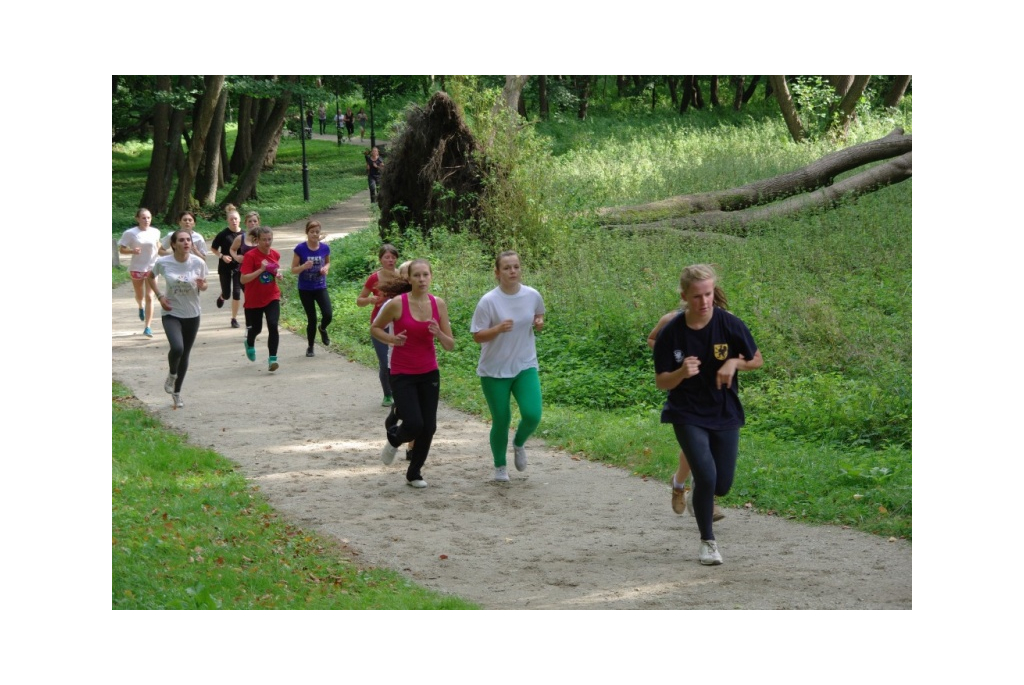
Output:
top-left (176, 210), bottom-right (196, 223)
top-left (305, 220), bottom-right (322, 235)
top-left (169, 228), bottom-right (192, 246)
top-left (378, 243), bottom-right (399, 260)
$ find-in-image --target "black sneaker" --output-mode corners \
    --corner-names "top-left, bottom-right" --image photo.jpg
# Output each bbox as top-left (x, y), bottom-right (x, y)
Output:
top-left (231, 318), bottom-right (240, 328)
top-left (384, 405), bottom-right (398, 430)
top-left (216, 296), bottom-right (225, 309)
top-left (319, 326), bottom-right (330, 345)
top-left (306, 346), bottom-right (315, 357)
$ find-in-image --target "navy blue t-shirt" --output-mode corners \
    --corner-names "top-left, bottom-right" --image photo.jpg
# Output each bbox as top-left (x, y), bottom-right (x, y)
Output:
top-left (653, 308), bottom-right (758, 430)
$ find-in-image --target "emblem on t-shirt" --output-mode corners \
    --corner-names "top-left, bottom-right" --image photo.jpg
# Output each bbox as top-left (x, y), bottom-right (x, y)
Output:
top-left (674, 350), bottom-right (683, 363)
top-left (714, 344), bottom-right (728, 361)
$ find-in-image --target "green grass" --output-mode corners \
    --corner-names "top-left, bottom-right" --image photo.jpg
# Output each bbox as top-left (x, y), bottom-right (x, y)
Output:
top-left (111, 382), bottom-right (476, 609)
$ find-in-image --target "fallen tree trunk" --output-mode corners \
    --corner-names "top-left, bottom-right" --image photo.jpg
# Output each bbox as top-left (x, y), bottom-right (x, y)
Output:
top-left (604, 151), bottom-right (911, 235)
top-left (597, 128), bottom-right (910, 225)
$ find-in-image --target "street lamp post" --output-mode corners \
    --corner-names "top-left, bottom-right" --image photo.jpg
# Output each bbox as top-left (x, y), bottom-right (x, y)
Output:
top-left (299, 92), bottom-right (310, 202)
top-left (368, 75), bottom-right (376, 150)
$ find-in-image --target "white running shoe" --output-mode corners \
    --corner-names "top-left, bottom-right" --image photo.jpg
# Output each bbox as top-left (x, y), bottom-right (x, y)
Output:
top-left (699, 539), bottom-right (723, 565)
top-left (172, 393), bottom-right (184, 409)
top-left (494, 466), bottom-right (510, 482)
top-left (407, 479), bottom-right (428, 489)
top-left (381, 441), bottom-right (399, 465)
top-left (164, 374), bottom-right (176, 394)
top-left (513, 444), bottom-right (528, 472)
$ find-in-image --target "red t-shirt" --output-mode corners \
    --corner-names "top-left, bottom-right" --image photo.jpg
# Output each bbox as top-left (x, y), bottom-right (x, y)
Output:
top-left (241, 248), bottom-right (282, 309)
top-left (364, 271), bottom-right (386, 321)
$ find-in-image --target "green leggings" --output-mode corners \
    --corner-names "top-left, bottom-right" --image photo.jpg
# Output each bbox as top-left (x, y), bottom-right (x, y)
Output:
top-left (480, 367), bottom-right (542, 467)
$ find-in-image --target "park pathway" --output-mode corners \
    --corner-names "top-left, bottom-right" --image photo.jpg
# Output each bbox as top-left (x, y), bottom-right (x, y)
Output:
top-left (111, 191), bottom-right (912, 609)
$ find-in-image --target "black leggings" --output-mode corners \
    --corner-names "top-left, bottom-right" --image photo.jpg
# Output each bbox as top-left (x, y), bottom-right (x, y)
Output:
top-left (387, 370), bottom-right (440, 482)
top-left (245, 300), bottom-right (280, 356)
top-left (161, 315), bottom-right (200, 392)
top-left (299, 289), bottom-right (333, 346)
top-left (218, 268), bottom-right (241, 301)
top-left (673, 423), bottom-right (740, 542)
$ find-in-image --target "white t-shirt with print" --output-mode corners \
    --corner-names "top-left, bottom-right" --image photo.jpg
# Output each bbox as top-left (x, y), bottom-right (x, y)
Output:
top-left (152, 254), bottom-right (209, 319)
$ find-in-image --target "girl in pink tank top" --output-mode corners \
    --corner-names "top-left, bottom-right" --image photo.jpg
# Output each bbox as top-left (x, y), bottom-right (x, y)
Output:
top-left (370, 259), bottom-right (455, 488)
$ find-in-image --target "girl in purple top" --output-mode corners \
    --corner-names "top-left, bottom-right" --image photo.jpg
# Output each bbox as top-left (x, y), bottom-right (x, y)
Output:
top-left (290, 220), bottom-right (332, 357)
top-left (370, 259), bottom-right (455, 488)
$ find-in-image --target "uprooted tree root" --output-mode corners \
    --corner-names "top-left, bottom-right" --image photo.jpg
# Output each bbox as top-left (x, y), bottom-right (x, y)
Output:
top-left (378, 91), bottom-right (487, 237)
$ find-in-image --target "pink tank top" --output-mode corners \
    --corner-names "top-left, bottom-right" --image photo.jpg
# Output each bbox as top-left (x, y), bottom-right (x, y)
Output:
top-left (390, 293), bottom-right (440, 375)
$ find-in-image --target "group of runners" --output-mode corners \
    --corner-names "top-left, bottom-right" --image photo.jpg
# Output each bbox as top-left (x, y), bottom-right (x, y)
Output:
top-left (120, 207), bottom-right (763, 566)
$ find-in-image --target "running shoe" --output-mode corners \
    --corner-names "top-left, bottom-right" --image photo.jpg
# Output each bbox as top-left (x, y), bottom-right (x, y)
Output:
top-left (231, 319), bottom-right (240, 329)
top-left (306, 346), bottom-right (315, 357)
top-left (384, 405), bottom-right (398, 431)
top-left (268, 356), bottom-right (279, 372)
top-left (143, 327), bottom-right (153, 338)
top-left (164, 374), bottom-right (176, 394)
top-left (407, 479), bottom-right (428, 489)
top-left (172, 393), bottom-right (184, 409)
top-left (381, 441), bottom-right (398, 465)
top-left (494, 466), bottom-right (510, 482)
top-left (513, 444), bottom-right (528, 472)
top-left (699, 539), bottom-right (723, 566)
top-left (381, 395), bottom-right (394, 407)
top-left (319, 326), bottom-right (330, 345)
top-left (244, 340), bottom-right (256, 361)
top-left (216, 296), bottom-right (225, 309)
top-left (138, 307), bottom-right (145, 321)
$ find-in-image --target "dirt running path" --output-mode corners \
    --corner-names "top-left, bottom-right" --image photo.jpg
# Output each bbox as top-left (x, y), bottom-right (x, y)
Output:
top-left (112, 191), bottom-right (911, 609)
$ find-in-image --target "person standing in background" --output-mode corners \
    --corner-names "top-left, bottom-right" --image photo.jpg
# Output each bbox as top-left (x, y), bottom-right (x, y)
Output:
top-left (366, 147), bottom-right (384, 204)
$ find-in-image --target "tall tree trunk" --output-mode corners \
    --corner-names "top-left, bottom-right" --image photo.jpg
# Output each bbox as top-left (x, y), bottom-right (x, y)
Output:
top-left (167, 76), bottom-right (226, 222)
top-left (651, 79), bottom-right (657, 111)
top-left (230, 94), bottom-right (253, 176)
top-left (693, 77), bottom-right (705, 109)
top-left (496, 75), bottom-right (529, 117)
top-left (829, 75), bottom-right (854, 97)
top-left (667, 76), bottom-right (679, 108)
top-left (574, 75), bottom-right (593, 120)
top-left (709, 76), bottom-right (720, 107)
top-left (222, 77), bottom-right (297, 207)
top-left (196, 85), bottom-right (228, 206)
top-left (219, 118), bottom-right (231, 184)
top-left (884, 76), bottom-right (911, 108)
top-left (731, 76), bottom-right (745, 111)
top-left (680, 76), bottom-right (693, 113)
top-left (831, 75), bottom-right (871, 140)
top-left (141, 75), bottom-right (172, 214)
top-left (770, 75), bottom-right (805, 143)
top-left (616, 75), bottom-right (628, 98)
top-left (742, 75), bottom-right (761, 104)
top-left (539, 75), bottom-right (549, 120)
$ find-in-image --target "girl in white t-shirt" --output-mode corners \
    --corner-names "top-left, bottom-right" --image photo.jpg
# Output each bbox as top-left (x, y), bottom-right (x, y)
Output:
top-left (117, 207), bottom-right (162, 337)
top-left (470, 251), bottom-right (546, 482)
top-left (147, 228), bottom-right (209, 409)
